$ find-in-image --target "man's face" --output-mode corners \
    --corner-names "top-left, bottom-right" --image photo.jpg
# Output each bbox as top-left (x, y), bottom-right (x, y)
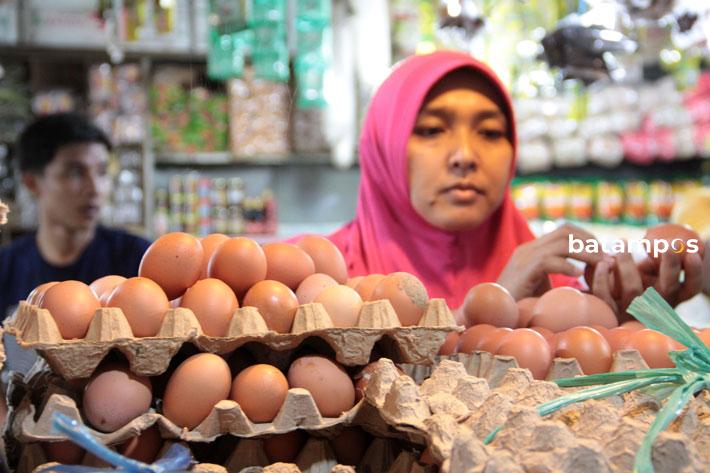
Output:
top-left (407, 71), bottom-right (513, 232)
top-left (28, 143), bottom-right (111, 230)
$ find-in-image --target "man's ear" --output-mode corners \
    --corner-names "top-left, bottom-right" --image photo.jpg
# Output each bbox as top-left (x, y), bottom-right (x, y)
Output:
top-left (22, 172), bottom-right (42, 198)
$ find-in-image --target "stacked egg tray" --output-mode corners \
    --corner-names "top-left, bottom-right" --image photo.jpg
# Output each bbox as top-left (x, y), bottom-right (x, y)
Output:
top-left (5, 298), bottom-right (459, 379)
top-left (20, 434), bottom-right (436, 473)
top-left (361, 356), bottom-right (710, 473)
top-left (4, 297), bottom-right (457, 472)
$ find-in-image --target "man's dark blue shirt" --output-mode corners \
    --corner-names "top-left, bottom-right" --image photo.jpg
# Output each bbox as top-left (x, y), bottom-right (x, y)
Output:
top-left (0, 225), bottom-right (150, 319)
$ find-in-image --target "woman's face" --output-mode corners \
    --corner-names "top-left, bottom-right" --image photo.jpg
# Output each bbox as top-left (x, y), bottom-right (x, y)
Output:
top-left (407, 70), bottom-right (513, 232)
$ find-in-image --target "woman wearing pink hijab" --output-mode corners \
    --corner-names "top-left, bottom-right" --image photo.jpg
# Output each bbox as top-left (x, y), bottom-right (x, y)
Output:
top-left (327, 50), bottom-right (628, 311)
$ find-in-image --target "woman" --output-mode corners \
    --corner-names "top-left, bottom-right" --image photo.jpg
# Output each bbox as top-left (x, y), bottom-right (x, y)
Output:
top-left (327, 50), bottom-right (700, 314)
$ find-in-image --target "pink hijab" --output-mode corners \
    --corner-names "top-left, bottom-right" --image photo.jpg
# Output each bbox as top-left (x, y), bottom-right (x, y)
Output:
top-left (327, 51), bottom-right (567, 308)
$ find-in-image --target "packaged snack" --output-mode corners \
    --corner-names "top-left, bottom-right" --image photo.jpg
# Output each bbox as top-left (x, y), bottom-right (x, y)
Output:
top-left (595, 181), bottom-right (624, 223)
top-left (622, 180), bottom-right (648, 225)
top-left (567, 181), bottom-right (594, 222)
top-left (540, 182), bottom-right (568, 220)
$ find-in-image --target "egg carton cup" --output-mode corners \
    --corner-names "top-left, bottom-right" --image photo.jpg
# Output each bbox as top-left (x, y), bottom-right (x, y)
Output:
top-left (361, 357), bottom-right (710, 473)
top-left (5, 299), bottom-right (460, 379)
top-left (20, 441), bottom-right (227, 473)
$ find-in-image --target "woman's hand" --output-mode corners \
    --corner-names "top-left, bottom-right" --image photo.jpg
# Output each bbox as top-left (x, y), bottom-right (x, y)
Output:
top-left (589, 251), bottom-right (643, 321)
top-left (497, 224), bottom-right (606, 301)
top-left (637, 251), bottom-right (703, 307)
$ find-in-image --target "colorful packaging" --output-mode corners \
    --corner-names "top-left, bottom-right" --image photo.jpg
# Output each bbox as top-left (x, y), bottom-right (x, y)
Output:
top-left (595, 181), bottom-right (624, 223)
top-left (622, 181), bottom-right (649, 225)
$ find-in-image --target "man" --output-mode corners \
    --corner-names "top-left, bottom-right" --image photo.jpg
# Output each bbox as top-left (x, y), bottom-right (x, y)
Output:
top-left (0, 112), bottom-right (150, 319)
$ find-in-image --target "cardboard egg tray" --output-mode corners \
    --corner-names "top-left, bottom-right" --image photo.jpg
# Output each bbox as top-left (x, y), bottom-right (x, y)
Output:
top-left (5, 299), bottom-right (460, 379)
top-left (19, 441), bottom-right (227, 473)
top-left (26, 436), bottom-right (432, 473)
top-left (360, 356), bottom-right (710, 473)
top-left (11, 388), bottom-right (366, 445)
top-left (401, 350), bottom-right (619, 386)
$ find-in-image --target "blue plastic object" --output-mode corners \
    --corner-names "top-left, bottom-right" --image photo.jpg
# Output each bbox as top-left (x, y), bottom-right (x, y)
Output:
top-left (35, 412), bottom-right (193, 473)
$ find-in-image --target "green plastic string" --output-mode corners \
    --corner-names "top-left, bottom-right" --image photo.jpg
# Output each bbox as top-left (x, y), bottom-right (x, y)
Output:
top-left (483, 288), bottom-right (710, 473)
top-left (633, 375), bottom-right (709, 473)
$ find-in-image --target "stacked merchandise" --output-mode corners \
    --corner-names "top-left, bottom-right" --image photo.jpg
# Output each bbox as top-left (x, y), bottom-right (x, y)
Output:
top-left (0, 61), bottom-right (30, 223)
top-left (515, 74), bottom-right (709, 174)
top-left (153, 175), bottom-right (276, 237)
top-left (3, 234), bottom-right (457, 471)
top-left (150, 67), bottom-right (229, 154)
top-left (3, 227), bottom-right (710, 471)
top-left (512, 177), bottom-right (703, 225)
top-left (228, 68), bottom-right (290, 158)
top-left (88, 63), bottom-right (147, 229)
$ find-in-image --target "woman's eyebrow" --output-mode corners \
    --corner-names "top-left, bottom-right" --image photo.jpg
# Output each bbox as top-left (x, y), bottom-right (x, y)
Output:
top-left (419, 106), bottom-right (506, 123)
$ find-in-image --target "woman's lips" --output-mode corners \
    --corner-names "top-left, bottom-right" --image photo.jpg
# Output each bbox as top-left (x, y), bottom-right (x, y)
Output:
top-left (443, 184), bottom-right (484, 204)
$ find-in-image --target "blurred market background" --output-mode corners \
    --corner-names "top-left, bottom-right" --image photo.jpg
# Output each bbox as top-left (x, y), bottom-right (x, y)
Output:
top-left (0, 0), bottom-right (709, 246)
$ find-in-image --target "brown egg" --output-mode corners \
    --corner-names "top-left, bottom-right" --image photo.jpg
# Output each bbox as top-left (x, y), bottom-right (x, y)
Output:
top-left (43, 441), bottom-right (85, 464)
top-left (296, 273), bottom-right (338, 305)
top-left (199, 233), bottom-right (230, 279)
top-left (262, 430), bottom-right (307, 463)
top-left (585, 294), bottom-right (618, 328)
top-left (477, 327), bottom-right (513, 354)
top-left (645, 223), bottom-right (705, 260)
top-left (621, 320), bottom-right (645, 331)
top-left (497, 329), bottom-right (552, 380)
top-left (438, 331), bottom-right (459, 355)
top-left (263, 242), bottom-right (316, 290)
top-left (345, 276), bottom-right (364, 289)
top-left (296, 235), bottom-right (348, 284)
top-left (354, 274), bottom-right (385, 301)
top-left (330, 427), bottom-right (371, 466)
top-left (287, 355), bottom-right (355, 417)
top-left (41, 280), bottom-right (101, 339)
top-left (118, 425), bottom-right (162, 462)
top-left (605, 327), bottom-right (633, 353)
top-left (242, 280), bottom-right (299, 333)
top-left (208, 237), bottom-right (267, 298)
top-left (698, 329), bottom-right (710, 348)
top-left (462, 283), bottom-right (519, 328)
top-left (530, 326), bottom-right (557, 352)
top-left (139, 232), bottom-right (203, 300)
top-left (622, 329), bottom-right (676, 368)
top-left (589, 324), bottom-right (611, 339)
top-left (370, 272), bottom-right (429, 326)
top-left (555, 327), bottom-right (612, 375)
top-left (83, 363), bottom-right (152, 432)
top-left (162, 353), bottom-right (232, 429)
top-left (230, 364), bottom-right (289, 423)
top-left (314, 285), bottom-right (363, 327)
top-left (180, 278), bottom-right (239, 336)
top-left (106, 277), bottom-right (170, 337)
top-left (516, 297), bottom-right (538, 328)
top-left (419, 447), bottom-right (437, 466)
top-left (353, 362), bottom-right (405, 402)
top-left (89, 275), bottom-right (126, 301)
top-left (531, 287), bottom-right (589, 332)
top-left (26, 281), bottom-right (59, 305)
top-left (457, 324), bottom-right (497, 354)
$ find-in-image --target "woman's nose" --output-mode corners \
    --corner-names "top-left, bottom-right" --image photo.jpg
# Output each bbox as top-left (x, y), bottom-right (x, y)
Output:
top-left (449, 133), bottom-right (478, 173)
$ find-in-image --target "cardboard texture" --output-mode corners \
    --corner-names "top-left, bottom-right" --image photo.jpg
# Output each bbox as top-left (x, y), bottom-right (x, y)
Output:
top-left (12, 390), bottom-right (365, 444)
top-left (6, 299), bottom-right (460, 378)
top-left (363, 357), bottom-right (710, 473)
